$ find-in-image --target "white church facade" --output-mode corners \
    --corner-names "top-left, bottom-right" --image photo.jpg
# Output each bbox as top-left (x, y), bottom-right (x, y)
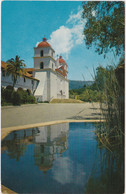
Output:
top-left (1, 37), bottom-right (69, 102)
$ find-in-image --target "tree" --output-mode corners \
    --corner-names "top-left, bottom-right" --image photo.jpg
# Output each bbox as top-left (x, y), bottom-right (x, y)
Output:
top-left (6, 55), bottom-right (26, 87)
top-left (82, 1), bottom-right (124, 56)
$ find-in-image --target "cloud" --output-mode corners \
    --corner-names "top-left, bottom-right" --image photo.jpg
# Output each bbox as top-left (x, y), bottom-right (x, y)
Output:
top-left (66, 6), bottom-right (83, 24)
top-left (52, 157), bottom-right (86, 185)
top-left (49, 26), bottom-right (73, 59)
top-left (36, 42), bottom-right (40, 47)
top-left (52, 157), bottom-right (73, 185)
top-left (48, 7), bottom-right (86, 59)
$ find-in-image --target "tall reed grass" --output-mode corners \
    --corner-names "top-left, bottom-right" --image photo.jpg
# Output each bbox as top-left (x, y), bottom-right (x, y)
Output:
top-left (95, 62), bottom-right (124, 151)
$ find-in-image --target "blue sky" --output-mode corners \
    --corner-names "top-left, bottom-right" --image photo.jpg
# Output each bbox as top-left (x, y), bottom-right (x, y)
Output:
top-left (1, 1), bottom-right (119, 81)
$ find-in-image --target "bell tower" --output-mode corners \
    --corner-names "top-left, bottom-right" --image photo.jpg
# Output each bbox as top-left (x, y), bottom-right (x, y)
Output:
top-left (33, 37), bottom-right (55, 70)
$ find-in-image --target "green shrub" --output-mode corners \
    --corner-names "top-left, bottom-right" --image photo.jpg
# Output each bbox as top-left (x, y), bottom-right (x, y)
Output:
top-left (27, 95), bottom-right (36, 104)
top-left (17, 87), bottom-right (24, 92)
top-left (11, 91), bottom-right (21, 105)
top-left (27, 89), bottom-right (31, 95)
top-left (1, 86), bottom-right (36, 105)
top-left (17, 89), bottom-right (28, 104)
top-left (1, 96), bottom-right (6, 106)
top-left (4, 88), bottom-right (13, 103)
top-left (6, 85), bottom-right (14, 91)
top-left (21, 91), bottom-right (29, 104)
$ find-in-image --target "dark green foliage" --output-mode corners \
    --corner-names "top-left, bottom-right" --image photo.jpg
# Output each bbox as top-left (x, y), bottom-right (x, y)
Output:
top-left (85, 146), bottom-right (124, 194)
top-left (17, 87), bottom-right (24, 92)
top-left (95, 62), bottom-right (124, 150)
top-left (1, 87), bottom-right (36, 106)
top-left (27, 95), bottom-right (36, 104)
top-left (82, 1), bottom-right (124, 56)
top-left (6, 55), bottom-right (26, 87)
top-left (38, 101), bottom-right (49, 103)
top-left (69, 83), bottom-right (103, 102)
top-left (27, 89), bottom-right (31, 95)
top-left (11, 91), bottom-right (21, 105)
top-left (3, 86), bottom-right (14, 103)
top-left (1, 96), bottom-right (6, 106)
top-left (6, 85), bottom-right (14, 91)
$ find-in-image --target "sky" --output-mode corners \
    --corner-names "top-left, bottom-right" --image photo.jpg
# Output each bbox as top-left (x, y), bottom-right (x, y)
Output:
top-left (1, 1), bottom-right (119, 81)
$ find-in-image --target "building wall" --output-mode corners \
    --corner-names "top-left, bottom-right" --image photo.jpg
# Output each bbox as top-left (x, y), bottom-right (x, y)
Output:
top-left (50, 71), bottom-right (57, 100)
top-left (34, 57), bottom-right (56, 70)
top-left (56, 73), bottom-right (69, 99)
top-left (34, 69), bottom-right (69, 102)
top-left (33, 45), bottom-right (69, 102)
top-left (50, 71), bottom-right (69, 100)
top-left (34, 47), bottom-right (55, 58)
top-left (1, 72), bottom-right (38, 94)
top-left (34, 71), bottom-right (48, 102)
top-left (34, 123), bottom-right (69, 143)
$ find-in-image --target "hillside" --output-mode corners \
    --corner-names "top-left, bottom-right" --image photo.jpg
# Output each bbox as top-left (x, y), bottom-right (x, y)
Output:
top-left (69, 80), bottom-right (94, 90)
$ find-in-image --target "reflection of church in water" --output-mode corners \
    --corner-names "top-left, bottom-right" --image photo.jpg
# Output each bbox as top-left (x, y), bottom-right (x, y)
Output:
top-left (34, 124), bottom-right (69, 173)
top-left (2, 123), bottom-right (69, 173)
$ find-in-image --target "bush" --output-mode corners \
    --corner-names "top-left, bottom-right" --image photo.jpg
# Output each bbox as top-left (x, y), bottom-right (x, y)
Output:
top-left (27, 95), bottom-right (36, 104)
top-left (1, 96), bottom-right (6, 106)
top-left (27, 89), bottom-right (31, 95)
top-left (4, 88), bottom-right (13, 103)
top-left (11, 91), bottom-right (21, 105)
top-left (6, 85), bottom-right (14, 91)
top-left (1, 86), bottom-right (36, 106)
top-left (17, 87), bottom-right (23, 92)
top-left (20, 91), bottom-right (29, 104)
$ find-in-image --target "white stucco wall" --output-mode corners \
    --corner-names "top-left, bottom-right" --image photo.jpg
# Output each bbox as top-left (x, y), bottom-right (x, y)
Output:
top-left (32, 44), bottom-right (69, 102)
top-left (34, 71), bottom-right (48, 101)
top-left (34, 47), bottom-right (55, 58)
top-left (65, 80), bottom-right (69, 99)
top-left (34, 57), bottom-right (56, 70)
top-left (56, 73), bottom-right (69, 99)
top-left (50, 71), bottom-right (57, 100)
top-left (34, 123), bottom-right (69, 144)
top-left (1, 72), bottom-right (38, 94)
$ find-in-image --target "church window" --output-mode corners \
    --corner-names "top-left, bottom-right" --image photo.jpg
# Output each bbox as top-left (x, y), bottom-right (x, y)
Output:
top-left (40, 50), bottom-right (43, 57)
top-left (31, 80), bottom-right (34, 85)
top-left (40, 62), bottom-right (44, 69)
top-left (52, 63), bottom-right (53, 69)
top-left (24, 77), bottom-right (26, 82)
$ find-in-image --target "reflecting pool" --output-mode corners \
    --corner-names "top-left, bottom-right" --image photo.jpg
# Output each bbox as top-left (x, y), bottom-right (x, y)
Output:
top-left (1, 123), bottom-right (124, 194)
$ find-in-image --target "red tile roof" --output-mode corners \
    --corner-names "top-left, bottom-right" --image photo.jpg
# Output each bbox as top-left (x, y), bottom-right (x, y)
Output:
top-left (37, 38), bottom-right (51, 48)
top-left (24, 72), bottom-right (33, 78)
top-left (25, 68), bottom-right (34, 71)
top-left (56, 65), bottom-right (67, 77)
top-left (1, 61), bottom-right (39, 81)
top-left (59, 56), bottom-right (68, 66)
top-left (1, 61), bottom-right (7, 69)
top-left (37, 41), bottom-right (51, 48)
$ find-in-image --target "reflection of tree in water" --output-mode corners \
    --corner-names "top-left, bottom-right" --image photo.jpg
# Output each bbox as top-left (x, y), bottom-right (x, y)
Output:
top-left (1, 124), bottom-right (69, 173)
top-left (1, 128), bottom-right (38, 161)
top-left (85, 146), bottom-right (124, 194)
top-left (2, 132), bottom-right (27, 161)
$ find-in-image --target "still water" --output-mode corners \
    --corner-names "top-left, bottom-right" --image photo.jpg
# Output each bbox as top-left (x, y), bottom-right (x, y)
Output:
top-left (1, 123), bottom-right (124, 194)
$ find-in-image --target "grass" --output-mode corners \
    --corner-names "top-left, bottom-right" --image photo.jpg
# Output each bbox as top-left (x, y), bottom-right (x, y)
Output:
top-left (95, 64), bottom-right (124, 151)
top-left (50, 98), bottom-right (84, 103)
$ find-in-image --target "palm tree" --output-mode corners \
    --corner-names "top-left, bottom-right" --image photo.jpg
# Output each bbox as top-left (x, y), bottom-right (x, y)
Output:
top-left (6, 55), bottom-right (26, 87)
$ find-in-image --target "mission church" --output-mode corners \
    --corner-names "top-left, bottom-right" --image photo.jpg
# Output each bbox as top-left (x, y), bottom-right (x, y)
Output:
top-left (1, 37), bottom-right (69, 102)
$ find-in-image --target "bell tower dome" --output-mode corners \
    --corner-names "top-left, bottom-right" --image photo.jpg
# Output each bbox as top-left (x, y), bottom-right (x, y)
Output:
top-left (33, 37), bottom-right (55, 70)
